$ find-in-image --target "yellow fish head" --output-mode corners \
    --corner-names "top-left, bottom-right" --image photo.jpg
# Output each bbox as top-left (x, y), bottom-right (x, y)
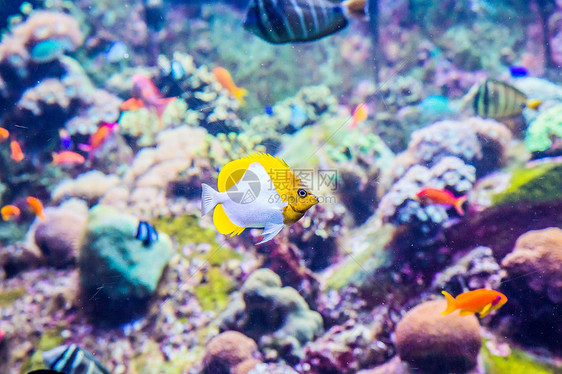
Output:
top-left (283, 187), bottom-right (318, 225)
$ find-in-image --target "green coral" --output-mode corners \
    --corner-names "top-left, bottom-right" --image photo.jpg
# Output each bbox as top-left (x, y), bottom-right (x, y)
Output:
top-left (195, 267), bottom-right (236, 311)
top-left (0, 287), bottom-right (25, 307)
top-left (525, 104), bottom-right (562, 153)
top-left (481, 340), bottom-right (562, 374)
top-left (20, 328), bottom-right (64, 373)
top-left (492, 162), bottom-right (562, 206)
top-left (326, 224), bottom-right (394, 290)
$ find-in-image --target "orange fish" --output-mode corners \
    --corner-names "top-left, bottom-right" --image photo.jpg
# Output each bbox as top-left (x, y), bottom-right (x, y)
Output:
top-left (78, 122), bottom-right (118, 158)
top-left (1, 205), bottom-right (21, 221)
top-left (52, 151), bottom-right (85, 166)
top-left (0, 128), bottom-right (9, 142)
top-left (349, 103), bottom-right (368, 129)
top-left (26, 197), bottom-right (46, 220)
top-left (212, 67), bottom-right (248, 105)
top-left (442, 289), bottom-right (508, 318)
top-left (121, 75), bottom-right (176, 122)
top-left (415, 188), bottom-right (467, 216)
top-left (10, 140), bottom-right (24, 162)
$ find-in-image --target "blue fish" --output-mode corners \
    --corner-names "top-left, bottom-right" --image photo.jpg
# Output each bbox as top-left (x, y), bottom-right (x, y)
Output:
top-left (31, 38), bottom-right (73, 63)
top-left (105, 41), bottom-right (128, 63)
top-left (59, 129), bottom-right (73, 151)
top-left (42, 345), bottom-right (110, 374)
top-left (136, 221), bottom-right (158, 247)
top-left (509, 65), bottom-right (528, 78)
top-left (264, 105), bottom-right (273, 116)
top-left (289, 104), bottom-right (307, 128)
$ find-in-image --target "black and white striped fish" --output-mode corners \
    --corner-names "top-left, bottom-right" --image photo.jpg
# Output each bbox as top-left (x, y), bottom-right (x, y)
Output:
top-left (136, 220), bottom-right (158, 247)
top-left (473, 79), bottom-right (541, 119)
top-left (243, 0), bottom-right (367, 44)
top-left (41, 344), bottom-right (110, 374)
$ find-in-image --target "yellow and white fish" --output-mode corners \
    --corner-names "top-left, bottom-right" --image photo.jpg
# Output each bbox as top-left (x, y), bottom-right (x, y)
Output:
top-left (202, 153), bottom-right (318, 244)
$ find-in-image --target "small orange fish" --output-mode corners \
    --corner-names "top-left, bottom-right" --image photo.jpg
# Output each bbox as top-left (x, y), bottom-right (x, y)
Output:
top-left (212, 67), bottom-right (248, 105)
top-left (10, 140), bottom-right (24, 162)
top-left (0, 128), bottom-right (9, 142)
top-left (122, 75), bottom-right (176, 121)
top-left (1, 205), bottom-right (21, 221)
top-left (78, 122), bottom-right (118, 158)
top-left (415, 188), bottom-right (467, 216)
top-left (26, 197), bottom-right (46, 220)
top-left (52, 151), bottom-right (85, 166)
top-left (442, 289), bottom-right (508, 318)
top-left (349, 103), bottom-right (368, 129)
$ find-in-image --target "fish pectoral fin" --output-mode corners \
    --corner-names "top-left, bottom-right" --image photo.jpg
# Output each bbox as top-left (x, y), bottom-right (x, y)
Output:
top-left (213, 204), bottom-right (245, 236)
top-left (479, 303), bottom-right (493, 318)
top-left (459, 309), bottom-right (476, 316)
top-left (257, 222), bottom-right (285, 245)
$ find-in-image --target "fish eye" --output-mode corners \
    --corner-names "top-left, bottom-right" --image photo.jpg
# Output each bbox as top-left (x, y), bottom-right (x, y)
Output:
top-left (297, 188), bottom-right (308, 198)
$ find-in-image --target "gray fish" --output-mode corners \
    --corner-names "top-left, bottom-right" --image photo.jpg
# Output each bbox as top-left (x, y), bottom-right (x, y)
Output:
top-left (243, 0), bottom-right (367, 44)
top-left (473, 79), bottom-right (541, 119)
top-left (42, 345), bottom-right (110, 374)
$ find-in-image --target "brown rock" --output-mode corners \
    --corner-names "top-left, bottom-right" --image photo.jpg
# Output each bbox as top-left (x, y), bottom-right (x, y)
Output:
top-left (395, 300), bottom-right (481, 373)
top-left (202, 331), bottom-right (262, 374)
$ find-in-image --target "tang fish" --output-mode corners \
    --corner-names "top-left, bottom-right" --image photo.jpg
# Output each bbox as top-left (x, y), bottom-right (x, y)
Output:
top-left (349, 103), bottom-right (368, 129)
top-left (121, 74), bottom-right (177, 122)
top-left (136, 221), bottom-right (158, 247)
top-left (212, 67), bottom-right (248, 105)
top-left (52, 151), bottom-right (85, 166)
top-left (473, 79), bottom-right (541, 119)
top-left (243, 0), bottom-right (368, 44)
top-left (201, 153), bottom-right (318, 244)
top-left (10, 140), bottom-right (24, 162)
top-left (42, 344), bottom-right (110, 374)
top-left (78, 122), bottom-right (118, 158)
top-left (27, 197), bottom-right (46, 220)
top-left (509, 65), bottom-right (528, 78)
top-left (0, 127), bottom-right (9, 142)
top-left (1, 205), bottom-right (21, 221)
top-left (442, 289), bottom-right (508, 318)
top-left (415, 188), bottom-right (467, 216)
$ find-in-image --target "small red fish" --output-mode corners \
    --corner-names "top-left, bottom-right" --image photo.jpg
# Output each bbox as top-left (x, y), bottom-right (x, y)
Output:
top-left (78, 122), bottom-right (118, 158)
top-left (27, 197), bottom-right (46, 220)
top-left (121, 74), bottom-right (176, 123)
top-left (349, 103), bottom-right (368, 129)
top-left (10, 140), bottom-right (24, 162)
top-left (0, 127), bottom-right (9, 142)
top-left (212, 67), bottom-right (248, 105)
top-left (52, 151), bottom-right (85, 166)
top-left (442, 289), bottom-right (508, 318)
top-left (1, 205), bottom-right (21, 221)
top-left (415, 188), bottom-right (467, 216)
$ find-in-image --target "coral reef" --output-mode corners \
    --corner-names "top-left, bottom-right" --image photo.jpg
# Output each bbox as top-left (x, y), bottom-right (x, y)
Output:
top-left (219, 269), bottom-right (323, 363)
top-left (394, 299), bottom-right (481, 373)
top-left (525, 103), bottom-right (562, 154)
top-left (202, 331), bottom-right (262, 374)
top-left (78, 205), bottom-right (173, 324)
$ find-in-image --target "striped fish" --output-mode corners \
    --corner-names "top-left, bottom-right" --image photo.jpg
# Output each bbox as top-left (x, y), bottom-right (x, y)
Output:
top-left (42, 345), bottom-right (110, 374)
top-left (243, 0), bottom-right (367, 44)
top-left (136, 220), bottom-right (158, 247)
top-left (473, 79), bottom-right (541, 119)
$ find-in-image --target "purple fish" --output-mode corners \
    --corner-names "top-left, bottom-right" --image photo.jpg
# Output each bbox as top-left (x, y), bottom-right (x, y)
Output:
top-left (59, 129), bottom-right (73, 150)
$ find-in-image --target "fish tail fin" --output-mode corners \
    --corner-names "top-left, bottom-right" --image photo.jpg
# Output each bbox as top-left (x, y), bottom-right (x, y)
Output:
top-left (441, 290), bottom-right (457, 315)
top-left (235, 88), bottom-right (248, 105)
top-left (201, 183), bottom-right (221, 216)
top-left (78, 143), bottom-right (91, 152)
top-left (526, 99), bottom-right (541, 110)
top-left (51, 153), bottom-right (58, 165)
top-left (454, 195), bottom-right (468, 216)
top-left (343, 0), bottom-right (367, 18)
top-left (154, 97), bottom-right (177, 122)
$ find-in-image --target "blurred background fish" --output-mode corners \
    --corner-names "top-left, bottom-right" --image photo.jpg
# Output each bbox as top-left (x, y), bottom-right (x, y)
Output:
top-left (472, 79), bottom-right (541, 119)
top-left (243, 0), bottom-right (369, 43)
top-left (42, 344), bottom-right (110, 374)
top-left (136, 221), bottom-right (159, 247)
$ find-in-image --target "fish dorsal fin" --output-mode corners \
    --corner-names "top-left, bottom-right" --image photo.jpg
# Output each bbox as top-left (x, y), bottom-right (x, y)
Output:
top-left (218, 153), bottom-right (298, 200)
top-left (479, 302), bottom-right (493, 318)
top-left (213, 204), bottom-right (245, 236)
